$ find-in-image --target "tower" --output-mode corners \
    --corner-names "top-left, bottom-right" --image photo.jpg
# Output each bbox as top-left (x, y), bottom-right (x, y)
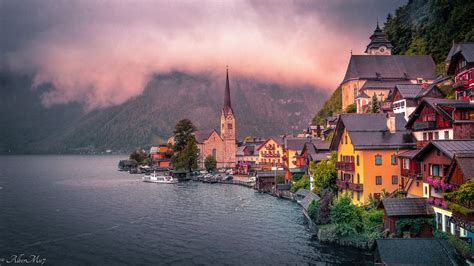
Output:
top-left (365, 21), bottom-right (393, 55)
top-left (220, 67), bottom-right (236, 168)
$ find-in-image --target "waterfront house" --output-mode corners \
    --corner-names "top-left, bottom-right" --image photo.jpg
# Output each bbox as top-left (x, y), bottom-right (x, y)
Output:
top-left (236, 141), bottom-right (261, 174)
top-left (284, 137), bottom-right (310, 181)
top-left (446, 42), bottom-right (474, 101)
top-left (295, 188), bottom-right (310, 204)
top-left (389, 84), bottom-right (445, 121)
top-left (405, 98), bottom-right (474, 148)
top-left (374, 239), bottom-right (462, 265)
top-left (379, 197), bottom-right (435, 237)
top-left (255, 170), bottom-right (285, 192)
top-left (330, 113), bottom-right (416, 204)
top-left (150, 145), bottom-right (172, 168)
top-left (256, 137), bottom-right (285, 170)
top-left (294, 140), bottom-right (331, 175)
top-left (341, 23), bottom-right (437, 112)
top-left (412, 140), bottom-right (474, 240)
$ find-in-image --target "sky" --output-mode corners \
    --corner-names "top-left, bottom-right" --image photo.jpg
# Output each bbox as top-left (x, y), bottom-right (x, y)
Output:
top-left (1, 0), bottom-right (406, 109)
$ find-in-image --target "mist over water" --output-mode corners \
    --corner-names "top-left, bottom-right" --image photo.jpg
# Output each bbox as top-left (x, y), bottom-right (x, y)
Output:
top-left (0, 155), bottom-right (372, 265)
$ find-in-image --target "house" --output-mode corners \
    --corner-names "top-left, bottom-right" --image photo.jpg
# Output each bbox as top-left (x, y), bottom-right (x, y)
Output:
top-left (284, 137), bottom-right (311, 181)
top-left (405, 98), bottom-right (474, 148)
top-left (330, 113), bottom-right (416, 204)
top-left (341, 23), bottom-right (437, 112)
top-left (236, 139), bottom-right (262, 174)
top-left (389, 84), bottom-right (445, 121)
top-left (379, 198), bottom-right (435, 237)
top-left (412, 140), bottom-right (474, 239)
top-left (195, 68), bottom-right (236, 169)
top-left (398, 149), bottom-right (424, 198)
top-left (294, 139), bottom-right (331, 175)
top-left (295, 188), bottom-right (310, 204)
top-left (150, 145), bottom-right (172, 168)
top-left (374, 239), bottom-right (463, 265)
top-left (446, 42), bottom-right (474, 101)
top-left (256, 137), bottom-right (285, 170)
top-left (255, 170), bottom-right (285, 192)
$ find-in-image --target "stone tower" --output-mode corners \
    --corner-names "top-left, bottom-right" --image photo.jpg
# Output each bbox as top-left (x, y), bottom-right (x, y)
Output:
top-left (220, 67), bottom-right (236, 168)
top-left (365, 21), bottom-right (393, 55)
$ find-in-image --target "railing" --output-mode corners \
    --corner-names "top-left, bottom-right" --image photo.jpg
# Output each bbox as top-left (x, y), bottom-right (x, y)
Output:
top-left (336, 179), bottom-right (363, 191)
top-left (335, 161), bottom-right (355, 171)
top-left (348, 182), bottom-right (363, 192)
top-left (454, 80), bottom-right (469, 89)
top-left (413, 121), bottom-right (437, 131)
top-left (401, 168), bottom-right (423, 180)
top-left (261, 153), bottom-right (281, 158)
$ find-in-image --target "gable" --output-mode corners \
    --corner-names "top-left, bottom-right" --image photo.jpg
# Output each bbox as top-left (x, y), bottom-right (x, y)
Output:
top-left (203, 130), bottom-right (223, 143)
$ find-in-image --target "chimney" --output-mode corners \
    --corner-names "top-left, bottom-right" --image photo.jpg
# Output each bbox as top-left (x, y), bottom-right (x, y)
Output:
top-left (387, 114), bottom-right (396, 134)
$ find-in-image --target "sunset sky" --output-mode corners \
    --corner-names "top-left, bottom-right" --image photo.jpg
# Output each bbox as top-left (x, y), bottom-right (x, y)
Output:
top-left (1, 0), bottom-right (406, 109)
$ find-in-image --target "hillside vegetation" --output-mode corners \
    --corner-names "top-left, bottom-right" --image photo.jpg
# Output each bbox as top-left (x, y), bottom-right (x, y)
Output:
top-left (312, 0), bottom-right (474, 124)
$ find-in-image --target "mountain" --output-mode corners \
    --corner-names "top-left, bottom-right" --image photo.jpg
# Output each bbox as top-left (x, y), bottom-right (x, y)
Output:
top-left (0, 71), bottom-right (327, 153)
top-left (312, 0), bottom-right (474, 124)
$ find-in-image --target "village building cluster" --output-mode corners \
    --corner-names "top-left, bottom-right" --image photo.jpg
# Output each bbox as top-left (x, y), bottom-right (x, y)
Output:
top-left (146, 24), bottom-right (474, 254)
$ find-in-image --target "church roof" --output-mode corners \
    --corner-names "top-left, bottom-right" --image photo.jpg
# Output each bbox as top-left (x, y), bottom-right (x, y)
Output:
top-left (222, 67), bottom-right (234, 117)
top-left (342, 55), bottom-right (437, 84)
top-left (194, 130), bottom-right (222, 144)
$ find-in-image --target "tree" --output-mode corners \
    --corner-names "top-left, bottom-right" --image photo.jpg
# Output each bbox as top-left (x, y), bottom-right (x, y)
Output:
top-left (204, 155), bottom-right (217, 172)
top-left (316, 124), bottom-right (322, 138)
top-left (309, 151), bottom-right (337, 193)
top-left (346, 103), bottom-right (357, 113)
top-left (315, 192), bottom-right (334, 225)
top-left (173, 119), bottom-right (197, 152)
top-left (173, 138), bottom-right (199, 172)
top-left (130, 149), bottom-right (147, 164)
top-left (290, 175), bottom-right (310, 193)
top-left (330, 193), bottom-right (364, 236)
top-left (371, 94), bottom-right (379, 113)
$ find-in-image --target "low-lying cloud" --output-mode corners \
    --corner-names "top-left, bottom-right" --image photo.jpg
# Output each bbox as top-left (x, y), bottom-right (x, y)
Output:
top-left (2, 0), bottom-right (405, 110)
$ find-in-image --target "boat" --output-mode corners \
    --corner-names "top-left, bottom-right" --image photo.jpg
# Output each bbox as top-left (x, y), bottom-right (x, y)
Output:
top-left (142, 172), bottom-right (178, 184)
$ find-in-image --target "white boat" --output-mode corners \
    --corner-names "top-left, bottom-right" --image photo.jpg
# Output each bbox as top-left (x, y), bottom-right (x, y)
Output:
top-left (142, 172), bottom-right (178, 184)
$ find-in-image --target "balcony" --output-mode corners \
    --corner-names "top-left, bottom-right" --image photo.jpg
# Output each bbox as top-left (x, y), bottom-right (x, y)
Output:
top-left (336, 161), bottom-right (355, 171)
top-left (336, 179), bottom-right (363, 191)
top-left (413, 121), bottom-right (437, 131)
top-left (454, 80), bottom-right (469, 90)
top-left (401, 169), bottom-right (423, 180)
top-left (348, 182), bottom-right (363, 192)
top-left (262, 153), bottom-right (281, 158)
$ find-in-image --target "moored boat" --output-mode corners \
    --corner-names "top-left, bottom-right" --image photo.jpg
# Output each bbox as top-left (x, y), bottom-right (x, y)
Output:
top-left (142, 172), bottom-right (178, 184)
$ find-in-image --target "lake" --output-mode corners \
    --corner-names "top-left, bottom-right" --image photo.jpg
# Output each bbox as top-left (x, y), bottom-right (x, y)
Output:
top-left (0, 155), bottom-right (371, 265)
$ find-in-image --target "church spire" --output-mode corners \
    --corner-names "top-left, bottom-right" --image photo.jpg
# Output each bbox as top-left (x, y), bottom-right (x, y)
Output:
top-left (223, 66), bottom-right (233, 116)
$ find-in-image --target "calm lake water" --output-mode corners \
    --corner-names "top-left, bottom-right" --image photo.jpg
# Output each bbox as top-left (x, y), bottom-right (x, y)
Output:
top-left (0, 155), bottom-right (371, 265)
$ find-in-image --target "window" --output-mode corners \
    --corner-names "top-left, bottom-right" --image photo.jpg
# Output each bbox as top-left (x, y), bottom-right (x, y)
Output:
top-left (403, 158), bottom-right (410, 170)
top-left (391, 155), bottom-right (397, 165)
top-left (444, 131), bottom-right (449, 140)
top-left (357, 192), bottom-right (361, 201)
top-left (392, 175), bottom-right (398, 185)
top-left (454, 224), bottom-right (460, 237)
top-left (445, 215), bottom-right (451, 233)
top-left (423, 133), bottom-right (428, 141)
top-left (434, 132), bottom-right (439, 140)
top-left (228, 123), bottom-right (233, 130)
top-left (431, 164), bottom-right (440, 176)
top-left (357, 174), bottom-right (360, 184)
top-left (375, 155), bottom-right (382, 165)
top-left (424, 185), bottom-right (428, 195)
top-left (345, 136), bottom-right (348, 144)
top-left (212, 148), bottom-right (217, 158)
top-left (376, 176), bottom-right (382, 185)
top-left (356, 155), bottom-right (360, 166)
top-left (436, 213), bottom-right (443, 230)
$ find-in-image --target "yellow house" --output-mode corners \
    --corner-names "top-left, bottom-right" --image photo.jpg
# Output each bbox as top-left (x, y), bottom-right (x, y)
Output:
top-left (330, 113), bottom-right (416, 204)
top-left (257, 137), bottom-right (284, 169)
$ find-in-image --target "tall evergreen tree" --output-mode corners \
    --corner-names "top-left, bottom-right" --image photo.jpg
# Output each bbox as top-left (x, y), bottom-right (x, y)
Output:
top-left (173, 119), bottom-right (197, 152)
top-left (371, 94), bottom-right (380, 113)
top-left (171, 119), bottom-right (199, 171)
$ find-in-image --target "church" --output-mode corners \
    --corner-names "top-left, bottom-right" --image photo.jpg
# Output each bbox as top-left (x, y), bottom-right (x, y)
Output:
top-left (195, 68), bottom-right (237, 169)
top-left (341, 22), bottom-right (437, 113)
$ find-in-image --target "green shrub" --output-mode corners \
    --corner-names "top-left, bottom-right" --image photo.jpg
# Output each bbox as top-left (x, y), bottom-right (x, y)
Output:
top-left (448, 234), bottom-right (474, 259)
top-left (363, 208), bottom-right (384, 233)
top-left (308, 200), bottom-right (318, 221)
top-left (290, 175), bottom-right (309, 193)
top-left (330, 193), bottom-right (363, 236)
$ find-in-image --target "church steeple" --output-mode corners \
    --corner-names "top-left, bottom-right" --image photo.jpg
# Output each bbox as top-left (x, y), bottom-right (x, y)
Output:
top-left (365, 21), bottom-right (393, 55)
top-left (223, 66), bottom-right (233, 116)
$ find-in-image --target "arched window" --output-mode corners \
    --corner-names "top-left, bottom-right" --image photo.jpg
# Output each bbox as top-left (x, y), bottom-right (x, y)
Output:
top-left (212, 149), bottom-right (216, 158)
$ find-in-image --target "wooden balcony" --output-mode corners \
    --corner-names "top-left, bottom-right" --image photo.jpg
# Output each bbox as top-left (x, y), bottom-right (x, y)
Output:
top-left (261, 153), bottom-right (281, 158)
top-left (454, 80), bottom-right (470, 90)
top-left (413, 121), bottom-right (437, 131)
top-left (336, 161), bottom-right (355, 171)
top-left (336, 178), bottom-right (363, 192)
top-left (401, 168), bottom-right (423, 180)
